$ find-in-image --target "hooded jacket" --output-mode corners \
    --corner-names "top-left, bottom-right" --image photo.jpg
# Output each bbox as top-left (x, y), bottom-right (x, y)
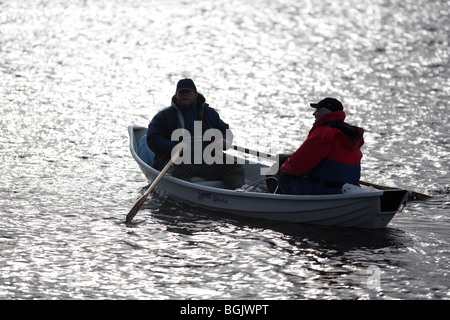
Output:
top-left (281, 111), bottom-right (364, 185)
top-left (147, 94), bottom-right (231, 170)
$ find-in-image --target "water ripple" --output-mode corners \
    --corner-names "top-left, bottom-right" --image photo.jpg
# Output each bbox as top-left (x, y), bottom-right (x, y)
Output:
top-left (1, 0), bottom-right (449, 300)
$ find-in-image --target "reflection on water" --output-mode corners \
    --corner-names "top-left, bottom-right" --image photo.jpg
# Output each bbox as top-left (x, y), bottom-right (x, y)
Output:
top-left (0, 0), bottom-right (449, 300)
top-left (134, 197), bottom-right (412, 299)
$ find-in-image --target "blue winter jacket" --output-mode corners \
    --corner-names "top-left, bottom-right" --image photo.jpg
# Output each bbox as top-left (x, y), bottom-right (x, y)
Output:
top-left (147, 94), bottom-right (231, 170)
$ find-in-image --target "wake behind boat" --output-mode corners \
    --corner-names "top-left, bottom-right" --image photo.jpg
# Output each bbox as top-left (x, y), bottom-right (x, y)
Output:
top-left (128, 125), bottom-right (408, 229)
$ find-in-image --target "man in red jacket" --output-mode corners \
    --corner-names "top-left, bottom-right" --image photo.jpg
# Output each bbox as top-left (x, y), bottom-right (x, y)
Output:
top-left (277, 97), bottom-right (364, 195)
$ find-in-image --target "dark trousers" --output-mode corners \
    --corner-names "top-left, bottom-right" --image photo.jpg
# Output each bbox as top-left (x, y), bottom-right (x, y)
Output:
top-left (172, 163), bottom-right (245, 190)
top-left (277, 175), bottom-right (343, 195)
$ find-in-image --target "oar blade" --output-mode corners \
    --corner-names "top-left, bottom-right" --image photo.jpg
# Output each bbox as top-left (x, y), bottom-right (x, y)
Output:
top-left (125, 150), bottom-right (181, 224)
top-left (125, 195), bottom-right (146, 223)
top-left (407, 191), bottom-right (432, 202)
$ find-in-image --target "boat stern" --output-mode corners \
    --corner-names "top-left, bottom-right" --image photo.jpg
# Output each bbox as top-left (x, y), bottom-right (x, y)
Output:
top-left (370, 189), bottom-right (408, 228)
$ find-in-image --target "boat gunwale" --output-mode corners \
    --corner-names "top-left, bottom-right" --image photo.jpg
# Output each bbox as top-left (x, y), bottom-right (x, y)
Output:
top-left (128, 125), bottom-right (384, 202)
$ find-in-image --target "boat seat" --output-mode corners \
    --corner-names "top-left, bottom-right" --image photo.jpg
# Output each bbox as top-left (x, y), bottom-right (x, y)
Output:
top-left (192, 177), bottom-right (225, 188)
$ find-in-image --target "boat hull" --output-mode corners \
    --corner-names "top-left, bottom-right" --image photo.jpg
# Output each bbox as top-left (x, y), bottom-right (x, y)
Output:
top-left (129, 126), bottom-right (407, 229)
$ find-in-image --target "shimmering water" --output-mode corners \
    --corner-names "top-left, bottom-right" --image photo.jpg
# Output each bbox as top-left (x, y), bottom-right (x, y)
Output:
top-left (0, 0), bottom-right (449, 301)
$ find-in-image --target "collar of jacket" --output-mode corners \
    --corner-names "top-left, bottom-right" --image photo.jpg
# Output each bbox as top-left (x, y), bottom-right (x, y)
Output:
top-left (310, 111), bottom-right (346, 132)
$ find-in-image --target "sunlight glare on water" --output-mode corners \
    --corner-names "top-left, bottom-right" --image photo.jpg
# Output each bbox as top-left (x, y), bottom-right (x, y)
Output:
top-left (0, 0), bottom-right (449, 302)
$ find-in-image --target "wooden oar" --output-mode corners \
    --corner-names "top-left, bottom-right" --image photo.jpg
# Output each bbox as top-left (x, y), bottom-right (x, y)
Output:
top-left (358, 180), bottom-right (431, 201)
top-left (126, 151), bottom-right (181, 223)
top-left (231, 145), bottom-right (279, 160)
top-left (231, 145), bottom-right (431, 201)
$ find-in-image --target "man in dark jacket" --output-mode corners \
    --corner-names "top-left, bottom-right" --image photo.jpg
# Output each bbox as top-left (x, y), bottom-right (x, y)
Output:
top-left (277, 97), bottom-right (364, 195)
top-left (146, 78), bottom-right (244, 190)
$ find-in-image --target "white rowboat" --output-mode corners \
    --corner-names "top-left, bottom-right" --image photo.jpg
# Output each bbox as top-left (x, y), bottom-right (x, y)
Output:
top-left (128, 125), bottom-right (408, 229)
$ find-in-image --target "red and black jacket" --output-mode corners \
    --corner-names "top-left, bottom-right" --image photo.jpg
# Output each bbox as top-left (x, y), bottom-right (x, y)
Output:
top-left (281, 111), bottom-right (364, 185)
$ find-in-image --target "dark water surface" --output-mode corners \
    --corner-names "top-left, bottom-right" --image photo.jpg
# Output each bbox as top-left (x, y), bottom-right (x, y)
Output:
top-left (0, 0), bottom-right (449, 300)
